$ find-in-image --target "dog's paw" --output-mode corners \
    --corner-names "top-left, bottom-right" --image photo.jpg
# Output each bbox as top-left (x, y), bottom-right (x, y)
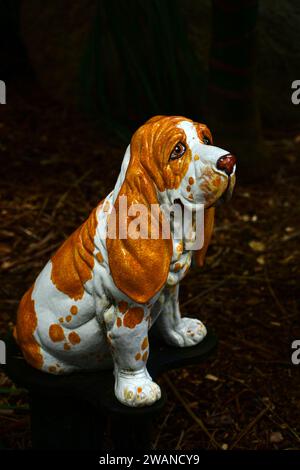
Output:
top-left (114, 368), bottom-right (161, 407)
top-left (164, 317), bottom-right (207, 347)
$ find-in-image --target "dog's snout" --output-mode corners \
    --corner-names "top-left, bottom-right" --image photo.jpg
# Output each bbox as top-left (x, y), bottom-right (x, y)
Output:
top-left (216, 154), bottom-right (236, 176)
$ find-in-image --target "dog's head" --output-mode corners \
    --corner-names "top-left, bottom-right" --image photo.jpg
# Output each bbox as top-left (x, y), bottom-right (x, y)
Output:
top-left (132, 115), bottom-right (236, 209)
top-left (107, 116), bottom-right (236, 304)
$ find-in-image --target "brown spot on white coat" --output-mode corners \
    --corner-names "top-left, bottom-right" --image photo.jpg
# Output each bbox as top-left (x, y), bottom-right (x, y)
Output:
top-left (49, 324), bottom-right (65, 342)
top-left (123, 307), bottom-right (144, 329)
top-left (14, 285), bottom-right (43, 369)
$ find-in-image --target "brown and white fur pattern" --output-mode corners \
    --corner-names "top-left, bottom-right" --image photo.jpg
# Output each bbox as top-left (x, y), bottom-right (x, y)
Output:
top-left (15, 116), bottom-right (236, 407)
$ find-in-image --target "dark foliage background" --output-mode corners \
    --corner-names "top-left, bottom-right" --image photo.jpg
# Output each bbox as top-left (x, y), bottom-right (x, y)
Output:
top-left (0, 0), bottom-right (299, 450)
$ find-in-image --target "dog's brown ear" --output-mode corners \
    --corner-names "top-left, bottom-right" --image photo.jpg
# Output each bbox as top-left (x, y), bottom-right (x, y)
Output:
top-left (194, 207), bottom-right (215, 267)
top-left (106, 128), bottom-right (172, 304)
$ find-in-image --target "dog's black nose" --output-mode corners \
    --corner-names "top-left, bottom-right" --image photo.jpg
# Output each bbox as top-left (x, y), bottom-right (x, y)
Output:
top-left (216, 154), bottom-right (236, 176)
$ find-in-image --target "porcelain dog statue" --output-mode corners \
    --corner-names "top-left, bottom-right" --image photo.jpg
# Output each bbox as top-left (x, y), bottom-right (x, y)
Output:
top-left (14, 115), bottom-right (236, 407)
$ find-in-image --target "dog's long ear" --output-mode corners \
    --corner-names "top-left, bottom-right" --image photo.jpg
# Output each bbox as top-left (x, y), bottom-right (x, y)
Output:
top-left (194, 207), bottom-right (215, 267)
top-left (106, 126), bottom-right (172, 304)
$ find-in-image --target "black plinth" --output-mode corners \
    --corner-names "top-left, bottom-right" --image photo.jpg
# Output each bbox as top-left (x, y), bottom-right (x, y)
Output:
top-left (2, 327), bottom-right (217, 450)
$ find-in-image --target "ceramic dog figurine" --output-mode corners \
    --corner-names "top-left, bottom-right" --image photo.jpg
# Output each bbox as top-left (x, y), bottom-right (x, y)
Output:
top-left (14, 116), bottom-right (236, 407)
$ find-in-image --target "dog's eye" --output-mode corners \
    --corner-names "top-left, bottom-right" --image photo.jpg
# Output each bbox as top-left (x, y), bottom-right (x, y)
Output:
top-left (203, 136), bottom-right (211, 145)
top-left (170, 142), bottom-right (186, 160)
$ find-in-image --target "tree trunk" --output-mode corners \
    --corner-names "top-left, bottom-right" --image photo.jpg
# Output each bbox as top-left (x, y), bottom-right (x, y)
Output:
top-left (207, 0), bottom-right (269, 181)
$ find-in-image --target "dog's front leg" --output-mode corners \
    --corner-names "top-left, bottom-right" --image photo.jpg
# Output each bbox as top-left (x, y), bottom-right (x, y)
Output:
top-left (104, 303), bottom-right (161, 407)
top-left (156, 285), bottom-right (207, 347)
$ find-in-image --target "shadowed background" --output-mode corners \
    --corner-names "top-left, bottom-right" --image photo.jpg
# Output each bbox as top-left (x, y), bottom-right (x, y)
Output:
top-left (0, 0), bottom-right (299, 450)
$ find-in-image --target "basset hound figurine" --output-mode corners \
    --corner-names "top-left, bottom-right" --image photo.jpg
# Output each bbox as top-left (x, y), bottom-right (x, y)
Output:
top-left (14, 116), bottom-right (236, 407)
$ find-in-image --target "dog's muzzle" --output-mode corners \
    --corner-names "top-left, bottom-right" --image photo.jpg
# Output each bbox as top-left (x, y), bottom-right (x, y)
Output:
top-left (216, 153), bottom-right (236, 205)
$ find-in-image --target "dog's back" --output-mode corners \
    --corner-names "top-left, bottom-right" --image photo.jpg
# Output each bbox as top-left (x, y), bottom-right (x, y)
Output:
top-left (14, 203), bottom-right (111, 374)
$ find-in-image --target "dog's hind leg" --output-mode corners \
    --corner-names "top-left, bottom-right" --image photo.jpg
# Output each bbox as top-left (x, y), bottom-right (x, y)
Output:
top-left (156, 284), bottom-right (207, 347)
top-left (36, 346), bottom-right (80, 375)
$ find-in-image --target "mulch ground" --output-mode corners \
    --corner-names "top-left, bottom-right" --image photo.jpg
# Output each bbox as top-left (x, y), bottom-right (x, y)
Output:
top-left (0, 82), bottom-right (299, 450)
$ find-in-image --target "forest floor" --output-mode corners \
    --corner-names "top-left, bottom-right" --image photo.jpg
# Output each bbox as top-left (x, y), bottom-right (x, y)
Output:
top-left (0, 83), bottom-right (299, 450)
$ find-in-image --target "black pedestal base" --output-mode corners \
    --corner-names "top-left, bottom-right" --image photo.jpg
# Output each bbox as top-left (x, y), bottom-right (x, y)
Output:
top-left (2, 328), bottom-right (217, 450)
